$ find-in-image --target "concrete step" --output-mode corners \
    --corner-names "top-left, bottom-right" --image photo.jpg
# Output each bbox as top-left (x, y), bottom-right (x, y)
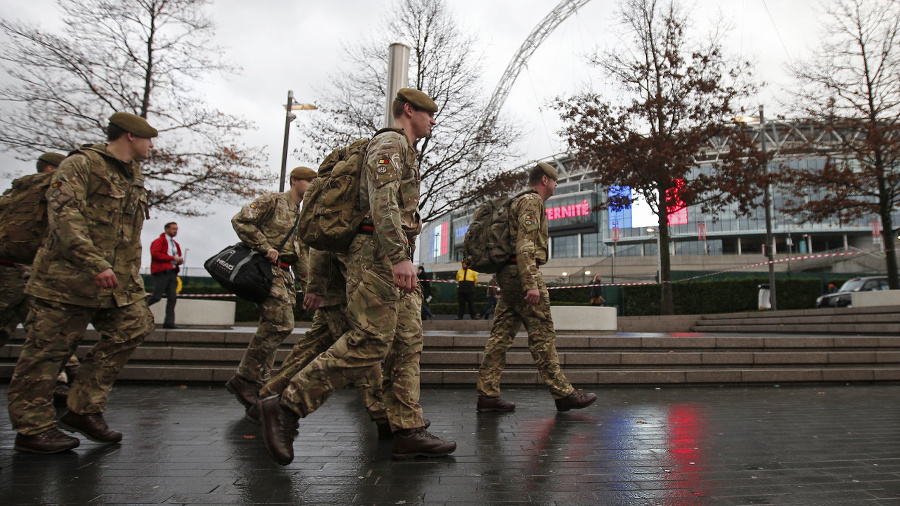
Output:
top-left (2, 327), bottom-right (899, 386)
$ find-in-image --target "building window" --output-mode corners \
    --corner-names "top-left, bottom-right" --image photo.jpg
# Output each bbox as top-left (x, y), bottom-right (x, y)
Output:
top-left (552, 234), bottom-right (579, 258)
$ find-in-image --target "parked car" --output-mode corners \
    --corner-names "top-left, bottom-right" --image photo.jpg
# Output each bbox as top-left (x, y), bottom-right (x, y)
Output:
top-left (816, 276), bottom-right (889, 308)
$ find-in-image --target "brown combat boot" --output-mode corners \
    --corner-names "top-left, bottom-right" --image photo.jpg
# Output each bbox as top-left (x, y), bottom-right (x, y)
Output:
top-left (244, 402), bottom-right (260, 425)
top-left (59, 411), bottom-right (123, 443)
top-left (14, 427), bottom-right (80, 454)
top-left (225, 375), bottom-right (259, 408)
top-left (476, 395), bottom-right (516, 413)
top-left (554, 391), bottom-right (597, 412)
top-left (258, 395), bottom-right (299, 466)
top-left (53, 383), bottom-right (70, 408)
top-left (391, 427), bottom-right (456, 459)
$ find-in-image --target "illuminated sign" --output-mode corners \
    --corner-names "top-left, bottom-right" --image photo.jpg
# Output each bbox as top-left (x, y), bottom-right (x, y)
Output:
top-left (666, 179), bottom-right (688, 226)
top-left (608, 186), bottom-right (632, 229)
top-left (546, 199), bottom-right (590, 221)
top-left (431, 222), bottom-right (449, 258)
top-left (455, 224), bottom-right (469, 238)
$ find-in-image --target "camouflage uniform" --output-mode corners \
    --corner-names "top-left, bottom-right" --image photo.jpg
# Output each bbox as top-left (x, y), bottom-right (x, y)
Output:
top-left (0, 264), bottom-right (29, 347)
top-left (232, 192), bottom-right (308, 387)
top-left (477, 189), bottom-right (575, 400)
top-left (259, 249), bottom-right (386, 421)
top-left (8, 144), bottom-right (155, 436)
top-left (281, 127), bottom-right (426, 431)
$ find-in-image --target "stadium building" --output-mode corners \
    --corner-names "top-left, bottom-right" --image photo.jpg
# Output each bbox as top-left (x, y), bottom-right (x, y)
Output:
top-left (419, 119), bottom-right (899, 284)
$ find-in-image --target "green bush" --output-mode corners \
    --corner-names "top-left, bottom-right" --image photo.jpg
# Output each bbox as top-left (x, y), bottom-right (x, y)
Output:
top-left (623, 277), bottom-right (823, 316)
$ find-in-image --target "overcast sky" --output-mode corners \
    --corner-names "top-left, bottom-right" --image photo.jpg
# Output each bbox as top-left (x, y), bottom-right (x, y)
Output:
top-left (0, 0), bottom-right (823, 273)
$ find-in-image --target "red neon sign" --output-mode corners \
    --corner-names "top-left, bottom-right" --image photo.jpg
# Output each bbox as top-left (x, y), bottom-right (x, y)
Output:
top-left (546, 199), bottom-right (590, 221)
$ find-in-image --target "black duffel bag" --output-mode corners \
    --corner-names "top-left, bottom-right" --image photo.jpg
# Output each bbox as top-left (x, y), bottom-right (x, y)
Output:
top-left (204, 243), bottom-right (274, 303)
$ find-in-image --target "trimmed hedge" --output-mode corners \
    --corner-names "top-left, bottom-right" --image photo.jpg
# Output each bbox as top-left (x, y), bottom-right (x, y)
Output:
top-left (622, 277), bottom-right (823, 316)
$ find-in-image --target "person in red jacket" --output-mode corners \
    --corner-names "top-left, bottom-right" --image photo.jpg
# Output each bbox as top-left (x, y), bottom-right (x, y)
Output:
top-left (148, 222), bottom-right (183, 328)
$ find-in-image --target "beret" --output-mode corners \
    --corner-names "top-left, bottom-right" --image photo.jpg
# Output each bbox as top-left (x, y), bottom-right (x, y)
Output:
top-left (108, 112), bottom-right (159, 138)
top-left (38, 152), bottom-right (66, 167)
top-left (395, 88), bottom-right (438, 113)
top-left (536, 162), bottom-right (559, 181)
top-left (290, 166), bottom-right (317, 180)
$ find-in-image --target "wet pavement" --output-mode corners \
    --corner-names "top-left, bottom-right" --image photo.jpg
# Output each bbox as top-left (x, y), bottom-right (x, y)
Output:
top-left (0, 382), bottom-right (898, 505)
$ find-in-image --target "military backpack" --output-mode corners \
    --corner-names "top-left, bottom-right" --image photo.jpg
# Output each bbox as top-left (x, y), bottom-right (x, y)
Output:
top-left (297, 128), bottom-right (394, 253)
top-left (462, 190), bottom-right (531, 274)
top-left (0, 170), bottom-right (55, 264)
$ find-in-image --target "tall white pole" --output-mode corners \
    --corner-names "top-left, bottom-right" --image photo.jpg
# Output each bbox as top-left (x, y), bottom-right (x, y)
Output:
top-left (384, 43), bottom-right (410, 128)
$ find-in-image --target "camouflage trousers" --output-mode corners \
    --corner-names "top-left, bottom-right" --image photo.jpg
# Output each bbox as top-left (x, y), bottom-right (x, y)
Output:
top-left (237, 268), bottom-right (296, 386)
top-left (282, 233), bottom-right (425, 431)
top-left (7, 297), bottom-right (154, 435)
top-left (260, 304), bottom-right (386, 420)
top-left (0, 265), bottom-right (30, 348)
top-left (0, 266), bottom-right (79, 373)
top-left (477, 265), bottom-right (574, 400)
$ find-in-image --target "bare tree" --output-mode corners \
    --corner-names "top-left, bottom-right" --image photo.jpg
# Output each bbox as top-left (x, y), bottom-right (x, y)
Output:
top-left (0, 0), bottom-right (269, 216)
top-left (783, 0), bottom-right (900, 288)
top-left (554, 0), bottom-right (759, 315)
top-left (295, 0), bottom-right (520, 222)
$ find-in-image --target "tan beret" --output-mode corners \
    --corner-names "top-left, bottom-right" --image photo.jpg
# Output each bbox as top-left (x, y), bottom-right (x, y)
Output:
top-left (536, 162), bottom-right (559, 181)
top-left (38, 152), bottom-right (66, 167)
top-left (290, 166), bottom-right (317, 180)
top-left (108, 112), bottom-right (158, 138)
top-left (395, 88), bottom-right (438, 113)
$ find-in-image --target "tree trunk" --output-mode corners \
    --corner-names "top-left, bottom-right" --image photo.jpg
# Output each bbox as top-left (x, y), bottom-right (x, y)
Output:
top-left (659, 208), bottom-right (674, 315)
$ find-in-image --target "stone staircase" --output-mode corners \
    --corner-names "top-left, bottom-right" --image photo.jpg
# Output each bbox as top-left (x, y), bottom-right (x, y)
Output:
top-left (691, 306), bottom-right (900, 335)
top-left (1, 308), bottom-right (898, 386)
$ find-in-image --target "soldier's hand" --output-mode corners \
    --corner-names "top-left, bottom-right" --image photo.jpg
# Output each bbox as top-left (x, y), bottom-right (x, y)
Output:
top-left (392, 259), bottom-right (417, 293)
top-left (303, 293), bottom-right (322, 312)
top-left (525, 288), bottom-right (540, 305)
top-left (95, 269), bottom-right (119, 289)
top-left (265, 248), bottom-right (279, 264)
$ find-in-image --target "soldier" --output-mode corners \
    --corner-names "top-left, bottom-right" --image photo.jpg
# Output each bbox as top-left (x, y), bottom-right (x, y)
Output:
top-left (7, 113), bottom-right (158, 454)
top-left (476, 162), bottom-right (597, 413)
top-left (0, 152), bottom-right (80, 406)
top-left (225, 166), bottom-right (314, 410)
top-left (246, 249), bottom-right (392, 437)
top-left (257, 88), bottom-right (456, 465)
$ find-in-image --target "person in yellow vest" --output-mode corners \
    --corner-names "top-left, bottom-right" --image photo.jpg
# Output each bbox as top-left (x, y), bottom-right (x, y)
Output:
top-left (455, 260), bottom-right (479, 320)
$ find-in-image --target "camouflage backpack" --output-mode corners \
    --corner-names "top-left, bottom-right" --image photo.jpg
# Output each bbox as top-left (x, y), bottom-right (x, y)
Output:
top-left (297, 128), bottom-right (394, 253)
top-left (462, 190), bottom-right (531, 274)
top-left (0, 170), bottom-right (55, 264)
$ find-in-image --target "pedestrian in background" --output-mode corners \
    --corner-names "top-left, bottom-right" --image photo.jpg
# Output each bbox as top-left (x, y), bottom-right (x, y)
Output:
top-left (456, 260), bottom-right (479, 320)
top-left (480, 275), bottom-right (499, 319)
top-left (418, 265), bottom-right (434, 321)
top-left (589, 274), bottom-right (605, 306)
top-left (147, 222), bottom-right (183, 329)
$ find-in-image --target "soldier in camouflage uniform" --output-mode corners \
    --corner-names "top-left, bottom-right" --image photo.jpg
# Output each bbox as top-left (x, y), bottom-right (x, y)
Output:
top-left (257, 88), bottom-right (455, 465)
top-left (247, 248), bottom-right (390, 436)
top-left (475, 162), bottom-right (597, 414)
top-left (7, 113), bottom-right (158, 454)
top-left (225, 166), bottom-right (314, 409)
top-left (0, 153), bottom-right (81, 406)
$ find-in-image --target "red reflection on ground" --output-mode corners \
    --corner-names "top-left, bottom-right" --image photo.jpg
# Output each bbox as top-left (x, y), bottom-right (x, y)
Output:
top-left (666, 404), bottom-right (709, 503)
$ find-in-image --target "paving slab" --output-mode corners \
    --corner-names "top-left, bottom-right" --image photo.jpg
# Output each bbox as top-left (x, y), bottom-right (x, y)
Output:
top-left (1, 382), bottom-right (898, 505)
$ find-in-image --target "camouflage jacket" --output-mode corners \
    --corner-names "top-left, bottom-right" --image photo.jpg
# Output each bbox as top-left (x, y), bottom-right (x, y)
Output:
top-left (509, 189), bottom-right (549, 291)
top-left (232, 192), bottom-right (308, 285)
top-left (305, 248), bottom-right (348, 308)
top-left (359, 128), bottom-right (421, 265)
top-left (26, 144), bottom-right (149, 308)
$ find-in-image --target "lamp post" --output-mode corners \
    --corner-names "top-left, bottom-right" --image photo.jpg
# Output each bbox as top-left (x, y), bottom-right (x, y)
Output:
top-left (279, 90), bottom-right (317, 192)
top-left (735, 106), bottom-right (777, 310)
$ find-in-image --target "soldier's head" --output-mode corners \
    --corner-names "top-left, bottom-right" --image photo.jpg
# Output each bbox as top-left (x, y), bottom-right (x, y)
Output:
top-left (164, 222), bottom-right (178, 237)
top-left (106, 112), bottom-right (158, 162)
top-left (392, 88), bottom-right (437, 142)
top-left (529, 162), bottom-right (559, 201)
top-left (289, 166), bottom-right (317, 199)
top-left (36, 152), bottom-right (66, 173)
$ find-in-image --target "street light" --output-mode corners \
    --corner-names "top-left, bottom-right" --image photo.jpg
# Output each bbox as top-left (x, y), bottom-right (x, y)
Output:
top-left (279, 90), bottom-right (317, 192)
top-left (735, 105), bottom-right (777, 310)
top-left (646, 227), bottom-right (662, 283)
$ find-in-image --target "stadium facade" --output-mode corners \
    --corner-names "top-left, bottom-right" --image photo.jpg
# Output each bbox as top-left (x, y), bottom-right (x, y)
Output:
top-left (419, 119), bottom-right (899, 283)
